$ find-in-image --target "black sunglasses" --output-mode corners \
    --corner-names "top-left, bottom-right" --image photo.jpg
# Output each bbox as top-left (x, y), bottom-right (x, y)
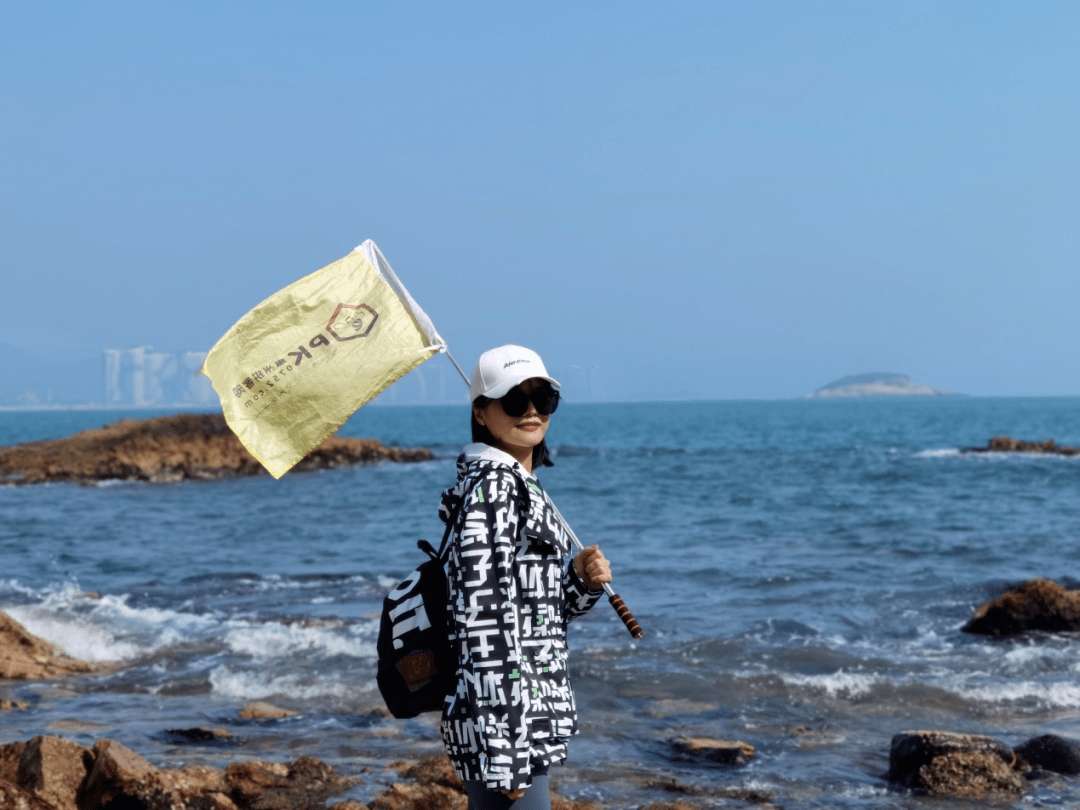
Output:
top-left (499, 385), bottom-right (560, 417)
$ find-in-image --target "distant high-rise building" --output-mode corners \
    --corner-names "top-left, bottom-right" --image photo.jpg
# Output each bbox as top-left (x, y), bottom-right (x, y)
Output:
top-left (101, 347), bottom-right (215, 406)
top-left (129, 346), bottom-right (149, 405)
top-left (103, 349), bottom-right (124, 404)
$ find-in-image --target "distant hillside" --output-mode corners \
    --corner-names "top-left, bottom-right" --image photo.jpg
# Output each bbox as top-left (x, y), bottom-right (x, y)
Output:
top-left (807, 373), bottom-right (958, 399)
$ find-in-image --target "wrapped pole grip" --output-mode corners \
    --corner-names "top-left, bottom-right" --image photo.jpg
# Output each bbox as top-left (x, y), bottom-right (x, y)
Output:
top-left (608, 592), bottom-right (643, 638)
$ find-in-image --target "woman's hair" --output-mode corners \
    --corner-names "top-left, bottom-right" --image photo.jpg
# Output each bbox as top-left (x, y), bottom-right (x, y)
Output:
top-left (471, 396), bottom-right (554, 468)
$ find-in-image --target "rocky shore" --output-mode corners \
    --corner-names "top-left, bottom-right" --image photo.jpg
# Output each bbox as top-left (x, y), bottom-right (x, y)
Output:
top-left (0, 729), bottom-right (779, 810)
top-left (7, 573), bottom-right (1080, 806)
top-left (1, 735), bottom-right (362, 810)
top-left (0, 414), bottom-right (432, 485)
top-left (3, 733), bottom-right (688, 810)
top-left (0, 612), bottom-right (95, 681)
top-left (0, 606), bottom-right (763, 809)
top-left (962, 578), bottom-right (1080, 636)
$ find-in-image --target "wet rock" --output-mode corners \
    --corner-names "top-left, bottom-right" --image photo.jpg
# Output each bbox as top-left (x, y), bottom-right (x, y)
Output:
top-left (163, 764), bottom-right (232, 805)
top-left (963, 436), bottom-right (1080, 455)
top-left (550, 796), bottom-right (603, 810)
top-left (0, 741), bottom-right (55, 810)
top-left (1015, 734), bottom-right (1080, 775)
top-left (225, 760), bottom-right (290, 800)
top-left (0, 610), bottom-right (95, 680)
top-left (370, 755), bottom-right (466, 810)
top-left (370, 780), bottom-right (467, 810)
top-left (0, 747), bottom-right (35, 807)
top-left (669, 737), bottom-right (755, 765)
top-left (390, 755), bottom-right (462, 789)
top-left (239, 700), bottom-right (299, 720)
top-left (0, 743), bottom-right (26, 791)
top-left (0, 413), bottom-right (433, 485)
top-left (888, 729), bottom-right (1015, 780)
top-left (962, 578), bottom-right (1080, 636)
top-left (375, 756), bottom-right (464, 810)
top-left (79, 738), bottom-right (160, 808)
top-left (0, 784), bottom-right (56, 810)
top-left (919, 751), bottom-right (1024, 797)
top-left (888, 730), bottom-right (1022, 797)
top-left (165, 726), bottom-right (234, 744)
top-left (17, 736), bottom-right (91, 809)
top-left (4, 740), bottom-right (92, 809)
top-left (225, 756), bottom-right (354, 810)
top-left (0, 734), bottom-right (355, 810)
top-left (80, 738), bottom-right (237, 810)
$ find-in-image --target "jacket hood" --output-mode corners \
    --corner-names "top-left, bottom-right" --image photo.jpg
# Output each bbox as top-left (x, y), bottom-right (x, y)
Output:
top-left (438, 443), bottom-right (534, 525)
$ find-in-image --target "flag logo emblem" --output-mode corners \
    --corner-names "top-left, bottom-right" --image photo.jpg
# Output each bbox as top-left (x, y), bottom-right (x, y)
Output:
top-left (327, 303), bottom-right (379, 341)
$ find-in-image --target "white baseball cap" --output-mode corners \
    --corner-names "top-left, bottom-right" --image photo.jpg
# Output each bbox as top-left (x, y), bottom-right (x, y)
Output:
top-left (469, 345), bottom-right (561, 402)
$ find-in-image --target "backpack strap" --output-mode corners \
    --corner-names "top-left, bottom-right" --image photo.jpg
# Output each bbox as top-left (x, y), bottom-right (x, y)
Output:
top-left (416, 538), bottom-right (440, 560)
top-left (430, 497), bottom-right (460, 562)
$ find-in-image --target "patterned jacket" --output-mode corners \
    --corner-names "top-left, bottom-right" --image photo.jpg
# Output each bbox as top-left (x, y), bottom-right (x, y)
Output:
top-left (438, 444), bottom-right (601, 792)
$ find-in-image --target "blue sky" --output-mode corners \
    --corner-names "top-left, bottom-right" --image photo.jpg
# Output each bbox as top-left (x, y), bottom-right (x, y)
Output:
top-left (3, 2), bottom-right (1078, 402)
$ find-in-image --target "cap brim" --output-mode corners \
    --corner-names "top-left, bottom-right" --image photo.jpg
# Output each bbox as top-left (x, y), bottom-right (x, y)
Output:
top-left (482, 374), bottom-right (561, 401)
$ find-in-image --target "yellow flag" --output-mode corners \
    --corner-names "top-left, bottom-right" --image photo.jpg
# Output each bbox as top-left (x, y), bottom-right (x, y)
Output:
top-left (201, 240), bottom-right (444, 478)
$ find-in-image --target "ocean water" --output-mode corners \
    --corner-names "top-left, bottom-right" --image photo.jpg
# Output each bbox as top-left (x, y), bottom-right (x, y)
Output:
top-left (1, 397), bottom-right (1079, 808)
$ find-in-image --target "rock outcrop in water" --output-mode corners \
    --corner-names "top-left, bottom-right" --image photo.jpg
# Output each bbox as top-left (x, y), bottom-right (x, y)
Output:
top-left (806, 373), bottom-right (956, 399)
top-left (0, 611), bottom-right (94, 680)
top-left (887, 730), bottom-right (1080, 798)
top-left (962, 436), bottom-right (1080, 456)
top-left (668, 737), bottom-right (755, 765)
top-left (888, 730), bottom-right (1023, 797)
top-left (1015, 735), bottom-right (1080, 776)
top-left (0, 413), bottom-right (432, 485)
top-left (961, 578), bottom-right (1080, 636)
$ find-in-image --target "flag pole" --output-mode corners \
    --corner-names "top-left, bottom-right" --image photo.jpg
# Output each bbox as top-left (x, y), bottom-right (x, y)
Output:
top-left (443, 350), bottom-right (643, 639)
top-left (444, 349), bottom-right (471, 387)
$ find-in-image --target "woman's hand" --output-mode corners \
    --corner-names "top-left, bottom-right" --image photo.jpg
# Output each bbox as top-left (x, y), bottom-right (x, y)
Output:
top-left (573, 545), bottom-right (612, 592)
top-left (497, 788), bottom-right (526, 801)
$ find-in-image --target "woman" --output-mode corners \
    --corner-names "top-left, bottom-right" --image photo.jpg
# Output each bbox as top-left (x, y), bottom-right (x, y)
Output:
top-left (438, 345), bottom-right (612, 810)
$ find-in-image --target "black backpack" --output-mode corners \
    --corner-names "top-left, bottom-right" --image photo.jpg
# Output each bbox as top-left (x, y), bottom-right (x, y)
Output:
top-left (376, 516), bottom-right (457, 719)
top-left (376, 473), bottom-right (530, 719)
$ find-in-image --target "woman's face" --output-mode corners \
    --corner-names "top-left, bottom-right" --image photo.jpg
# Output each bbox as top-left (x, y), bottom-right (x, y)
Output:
top-left (474, 377), bottom-right (551, 468)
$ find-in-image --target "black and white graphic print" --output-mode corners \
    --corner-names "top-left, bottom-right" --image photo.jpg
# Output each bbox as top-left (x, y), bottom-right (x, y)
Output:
top-left (438, 454), bottom-right (601, 792)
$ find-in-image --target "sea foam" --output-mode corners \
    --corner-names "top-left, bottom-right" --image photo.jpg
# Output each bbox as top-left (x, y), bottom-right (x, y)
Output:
top-left (208, 664), bottom-right (357, 702)
top-left (221, 620), bottom-right (373, 661)
top-left (4, 583), bottom-right (219, 662)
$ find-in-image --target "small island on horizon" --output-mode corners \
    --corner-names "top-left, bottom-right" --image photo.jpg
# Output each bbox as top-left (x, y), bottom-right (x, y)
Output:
top-left (806, 373), bottom-right (961, 399)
